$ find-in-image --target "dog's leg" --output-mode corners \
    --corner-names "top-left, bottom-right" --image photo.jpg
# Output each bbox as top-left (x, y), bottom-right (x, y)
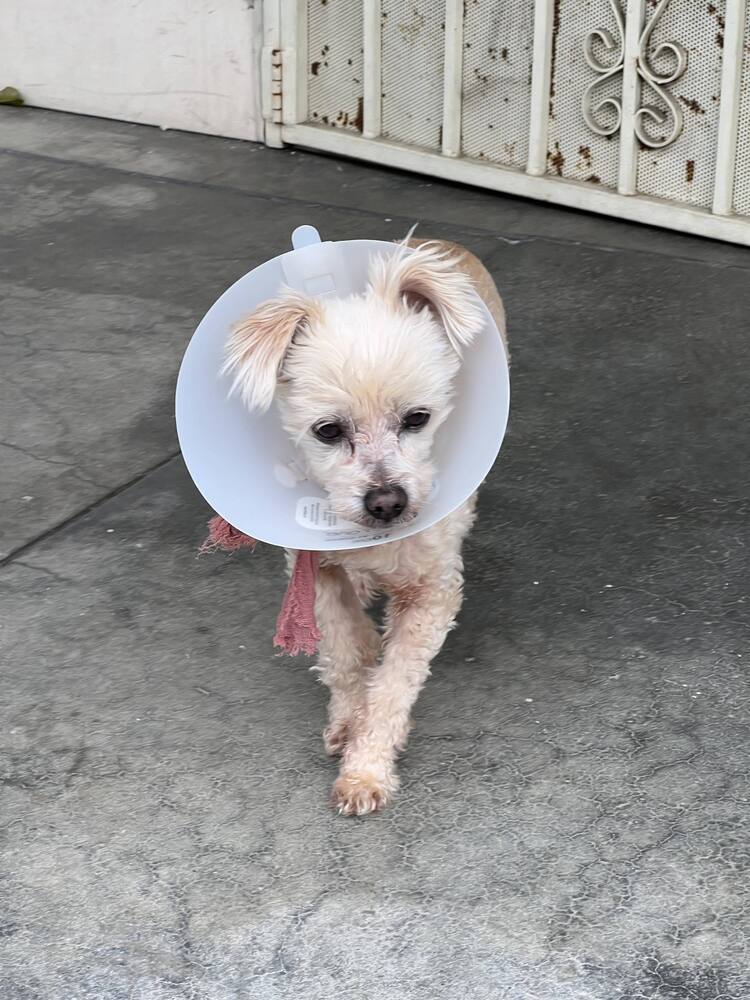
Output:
top-left (314, 564), bottom-right (381, 757)
top-left (331, 566), bottom-right (463, 815)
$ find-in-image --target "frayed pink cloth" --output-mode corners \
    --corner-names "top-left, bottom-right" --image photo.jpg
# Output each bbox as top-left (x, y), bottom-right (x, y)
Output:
top-left (199, 515), bottom-right (321, 657)
top-left (272, 550), bottom-right (321, 656)
top-left (200, 515), bottom-right (257, 554)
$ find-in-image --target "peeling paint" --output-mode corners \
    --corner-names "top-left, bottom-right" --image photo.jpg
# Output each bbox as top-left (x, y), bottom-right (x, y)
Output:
top-left (549, 0), bottom-right (562, 114)
top-left (707, 3), bottom-right (726, 30)
top-left (679, 95), bottom-right (705, 115)
top-left (549, 142), bottom-right (565, 176)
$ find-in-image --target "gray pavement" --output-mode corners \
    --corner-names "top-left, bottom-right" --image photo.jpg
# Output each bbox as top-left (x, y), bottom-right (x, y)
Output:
top-left (1, 108), bottom-right (749, 999)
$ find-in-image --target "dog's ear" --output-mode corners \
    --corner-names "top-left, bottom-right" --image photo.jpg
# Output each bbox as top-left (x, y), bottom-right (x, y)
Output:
top-left (222, 291), bottom-right (319, 411)
top-left (370, 242), bottom-right (485, 354)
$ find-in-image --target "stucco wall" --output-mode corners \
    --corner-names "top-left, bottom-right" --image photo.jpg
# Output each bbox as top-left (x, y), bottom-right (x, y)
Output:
top-left (1, 0), bottom-right (263, 140)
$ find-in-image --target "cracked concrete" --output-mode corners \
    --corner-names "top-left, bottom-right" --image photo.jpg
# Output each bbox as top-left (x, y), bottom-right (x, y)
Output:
top-left (1, 108), bottom-right (749, 999)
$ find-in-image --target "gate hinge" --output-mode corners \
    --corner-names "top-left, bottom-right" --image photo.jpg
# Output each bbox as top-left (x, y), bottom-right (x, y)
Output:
top-left (262, 45), bottom-right (283, 125)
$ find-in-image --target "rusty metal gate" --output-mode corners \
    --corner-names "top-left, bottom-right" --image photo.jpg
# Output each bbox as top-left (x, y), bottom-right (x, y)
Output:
top-left (262, 0), bottom-right (750, 246)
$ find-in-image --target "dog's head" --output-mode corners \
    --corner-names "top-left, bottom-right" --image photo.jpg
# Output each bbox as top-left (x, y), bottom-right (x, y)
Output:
top-left (223, 243), bottom-right (484, 528)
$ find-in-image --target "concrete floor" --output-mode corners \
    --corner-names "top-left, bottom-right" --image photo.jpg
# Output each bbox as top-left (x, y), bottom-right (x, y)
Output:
top-left (2, 108), bottom-right (749, 1000)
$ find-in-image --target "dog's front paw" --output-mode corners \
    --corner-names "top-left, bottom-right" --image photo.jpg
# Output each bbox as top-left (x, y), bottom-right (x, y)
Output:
top-left (323, 722), bottom-right (350, 756)
top-left (331, 772), bottom-right (394, 816)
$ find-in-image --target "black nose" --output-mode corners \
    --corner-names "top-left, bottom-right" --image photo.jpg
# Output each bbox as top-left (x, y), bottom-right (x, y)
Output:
top-left (364, 485), bottom-right (408, 523)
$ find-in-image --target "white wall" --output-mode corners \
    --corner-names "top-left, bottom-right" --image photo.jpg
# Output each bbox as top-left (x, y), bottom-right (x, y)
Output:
top-left (2, 0), bottom-right (264, 141)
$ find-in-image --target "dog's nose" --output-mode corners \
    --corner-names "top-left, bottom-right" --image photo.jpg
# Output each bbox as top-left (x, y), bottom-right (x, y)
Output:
top-left (364, 485), bottom-right (408, 523)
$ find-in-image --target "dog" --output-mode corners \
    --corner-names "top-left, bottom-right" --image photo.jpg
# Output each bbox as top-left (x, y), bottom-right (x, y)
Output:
top-left (224, 238), bottom-right (507, 815)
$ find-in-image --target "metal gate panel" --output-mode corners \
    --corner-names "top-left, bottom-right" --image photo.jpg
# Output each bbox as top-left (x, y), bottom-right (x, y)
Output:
top-left (460, 1), bottom-right (535, 170)
top-left (307, 0), bottom-right (363, 130)
top-left (268, 0), bottom-right (750, 246)
top-left (547, 0), bottom-right (622, 190)
top-left (734, 0), bottom-right (750, 215)
top-left (381, 2), bottom-right (445, 149)
top-left (636, 0), bottom-right (725, 208)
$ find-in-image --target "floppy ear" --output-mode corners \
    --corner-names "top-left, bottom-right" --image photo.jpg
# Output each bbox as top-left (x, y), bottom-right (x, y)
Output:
top-left (369, 241), bottom-right (485, 353)
top-left (222, 291), bottom-right (319, 411)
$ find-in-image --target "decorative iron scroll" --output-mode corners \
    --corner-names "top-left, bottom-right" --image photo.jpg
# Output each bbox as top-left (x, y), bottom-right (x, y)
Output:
top-left (582, 0), bottom-right (625, 138)
top-left (582, 0), bottom-right (687, 149)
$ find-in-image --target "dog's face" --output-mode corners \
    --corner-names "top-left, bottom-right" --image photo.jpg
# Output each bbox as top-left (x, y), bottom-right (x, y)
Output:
top-left (224, 243), bottom-right (483, 527)
top-left (277, 293), bottom-right (459, 527)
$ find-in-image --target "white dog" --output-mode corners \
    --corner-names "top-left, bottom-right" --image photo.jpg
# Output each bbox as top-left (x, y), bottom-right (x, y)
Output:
top-left (224, 239), bottom-right (507, 816)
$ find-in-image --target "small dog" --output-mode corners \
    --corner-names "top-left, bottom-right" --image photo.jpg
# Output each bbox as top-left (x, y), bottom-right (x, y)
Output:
top-left (224, 239), bottom-right (507, 815)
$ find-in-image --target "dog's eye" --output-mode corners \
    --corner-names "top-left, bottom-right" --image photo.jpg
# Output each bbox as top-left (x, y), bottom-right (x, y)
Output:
top-left (402, 410), bottom-right (431, 431)
top-left (313, 422), bottom-right (345, 443)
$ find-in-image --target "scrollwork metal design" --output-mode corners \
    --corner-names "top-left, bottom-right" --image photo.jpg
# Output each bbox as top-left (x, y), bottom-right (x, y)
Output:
top-left (582, 1), bottom-right (625, 138)
top-left (634, 0), bottom-right (688, 148)
top-left (581, 0), bottom-right (688, 150)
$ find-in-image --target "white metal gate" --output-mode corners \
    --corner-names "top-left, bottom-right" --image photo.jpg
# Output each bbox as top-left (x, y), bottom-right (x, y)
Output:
top-left (263, 0), bottom-right (750, 246)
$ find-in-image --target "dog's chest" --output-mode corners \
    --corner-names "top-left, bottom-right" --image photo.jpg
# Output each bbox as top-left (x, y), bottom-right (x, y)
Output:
top-left (320, 495), bottom-right (476, 591)
top-left (328, 535), bottom-right (424, 583)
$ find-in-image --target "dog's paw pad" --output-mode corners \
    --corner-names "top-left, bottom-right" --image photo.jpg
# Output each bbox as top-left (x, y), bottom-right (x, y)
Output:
top-left (323, 723), bottom-right (349, 756)
top-left (331, 773), bottom-right (390, 816)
